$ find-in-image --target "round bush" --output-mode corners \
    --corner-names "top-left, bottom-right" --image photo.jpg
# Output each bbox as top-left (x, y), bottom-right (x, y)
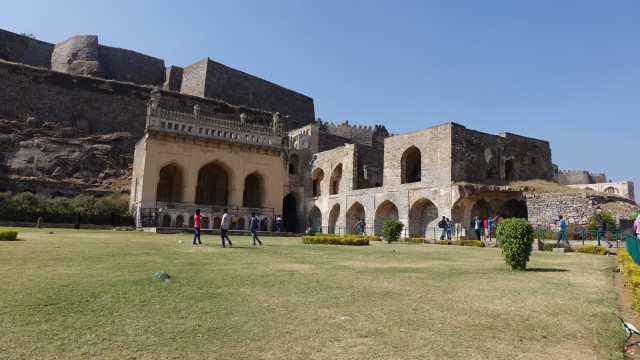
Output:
top-left (0, 229), bottom-right (18, 241)
top-left (496, 218), bottom-right (534, 270)
top-left (381, 220), bottom-right (404, 243)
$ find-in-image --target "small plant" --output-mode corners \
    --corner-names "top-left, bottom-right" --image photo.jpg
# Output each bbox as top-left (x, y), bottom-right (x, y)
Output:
top-left (496, 218), bottom-right (534, 270)
top-left (574, 245), bottom-right (607, 255)
top-left (456, 240), bottom-right (485, 247)
top-left (0, 229), bottom-right (18, 241)
top-left (381, 220), bottom-right (404, 244)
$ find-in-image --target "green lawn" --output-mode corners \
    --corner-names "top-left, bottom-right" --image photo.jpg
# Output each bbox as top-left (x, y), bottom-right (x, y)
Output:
top-left (0, 228), bottom-right (624, 359)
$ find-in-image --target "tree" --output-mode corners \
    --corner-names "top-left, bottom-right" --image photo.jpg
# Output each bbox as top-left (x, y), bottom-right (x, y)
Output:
top-left (381, 220), bottom-right (404, 243)
top-left (496, 218), bottom-right (534, 271)
top-left (585, 211), bottom-right (615, 232)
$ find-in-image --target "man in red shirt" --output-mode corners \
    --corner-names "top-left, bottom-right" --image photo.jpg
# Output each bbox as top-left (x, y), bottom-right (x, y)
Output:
top-left (193, 209), bottom-right (206, 245)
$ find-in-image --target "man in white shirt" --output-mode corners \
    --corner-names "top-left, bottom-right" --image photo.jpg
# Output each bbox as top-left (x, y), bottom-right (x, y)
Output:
top-left (220, 208), bottom-right (233, 248)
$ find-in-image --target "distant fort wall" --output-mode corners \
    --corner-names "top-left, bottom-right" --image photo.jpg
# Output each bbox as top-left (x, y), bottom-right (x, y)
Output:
top-left (558, 170), bottom-right (607, 185)
top-left (0, 28), bottom-right (315, 124)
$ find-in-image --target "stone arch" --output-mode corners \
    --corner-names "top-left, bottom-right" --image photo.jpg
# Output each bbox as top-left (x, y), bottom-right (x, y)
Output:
top-left (283, 192), bottom-right (298, 232)
top-left (308, 206), bottom-right (322, 231)
top-left (401, 146), bottom-right (421, 184)
top-left (175, 214), bottom-right (185, 228)
top-left (374, 200), bottom-right (399, 236)
top-left (346, 202), bottom-right (366, 235)
top-left (213, 216), bottom-right (222, 229)
top-left (408, 198), bottom-right (438, 238)
top-left (603, 186), bottom-right (619, 194)
top-left (328, 203), bottom-right (340, 234)
top-left (288, 154), bottom-right (299, 175)
top-left (243, 171), bottom-right (266, 208)
top-left (196, 161), bottom-right (231, 205)
top-left (260, 218), bottom-right (269, 231)
top-left (237, 218), bottom-right (246, 230)
top-left (161, 214), bottom-right (171, 227)
top-left (497, 199), bottom-right (528, 219)
top-left (311, 168), bottom-right (324, 197)
top-left (470, 199), bottom-right (492, 224)
top-left (157, 162), bottom-right (186, 203)
top-left (329, 164), bottom-right (343, 195)
top-left (188, 214), bottom-right (195, 228)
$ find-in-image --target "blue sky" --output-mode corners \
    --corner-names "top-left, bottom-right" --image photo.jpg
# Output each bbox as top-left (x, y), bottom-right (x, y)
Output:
top-left (2, 0), bottom-right (639, 197)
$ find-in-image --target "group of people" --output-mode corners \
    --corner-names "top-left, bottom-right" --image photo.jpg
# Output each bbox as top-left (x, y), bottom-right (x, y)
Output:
top-left (355, 218), bottom-right (367, 235)
top-left (192, 208), bottom-right (263, 247)
top-left (557, 214), bottom-right (614, 248)
top-left (437, 216), bottom-right (453, 240)
top-left (472, 215), bottom-right (499, 242)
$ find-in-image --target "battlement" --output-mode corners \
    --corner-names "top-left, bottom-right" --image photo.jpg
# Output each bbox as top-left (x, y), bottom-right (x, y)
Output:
top-left (558, 170), bottom-right (607, 185)
top-left (0, 28), bottom-right (315, 124)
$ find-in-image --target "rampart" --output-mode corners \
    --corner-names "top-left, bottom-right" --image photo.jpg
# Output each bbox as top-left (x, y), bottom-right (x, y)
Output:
top-left (0, 29), bottom-right (315, 124)
top-left (558, 170), bottom-right (607, 185)
top-left (317, 119), bottom-right (389, 150)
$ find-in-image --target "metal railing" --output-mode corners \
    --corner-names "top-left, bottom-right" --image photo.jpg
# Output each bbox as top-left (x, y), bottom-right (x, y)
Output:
top-left (626, 235), bottom-right (640, 264)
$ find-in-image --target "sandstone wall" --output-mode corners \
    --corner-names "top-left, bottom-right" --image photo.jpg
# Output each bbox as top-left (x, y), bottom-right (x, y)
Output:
top-left (354, 144), bottom-right (384, 189)
top-left (0, 29), bottom-right (54, 68)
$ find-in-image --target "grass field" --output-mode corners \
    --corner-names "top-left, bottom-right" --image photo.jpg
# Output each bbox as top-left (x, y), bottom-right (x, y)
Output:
top-left (0, 228), bottom-right (625, 359)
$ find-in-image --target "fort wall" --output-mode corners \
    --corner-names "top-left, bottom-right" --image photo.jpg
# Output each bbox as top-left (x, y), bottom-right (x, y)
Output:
top-left (558, 170), bottom-right (607, 185)
top-left (98, 45), bottom-right (165, 85)
top-left (0, 29), bottom-right (54, 68)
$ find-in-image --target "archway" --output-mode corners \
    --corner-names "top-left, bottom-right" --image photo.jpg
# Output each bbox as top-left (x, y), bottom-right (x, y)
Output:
top-left (401, 146), bottom-right (421, 184)
top-left (328, 204), bottom-right (340, 234)
top-left (604, 186), bottom-right (619, 194)
top-left (283, 193), bottom-right (298, 232)
top-left (157, 163), bottom-right (185, 203)
top-left (308, 206), bottom-right (322, 232)
top-left (408, 198), bottom-right (438, 238)
top-left (175, 215), bottom-right (185, 228)
top-left (504, 160), bottom-right (514, 180)
top-left (196, 162), bottom-right (229, 205)
top-left (497, 199), bottom-right (528, 219)
top-left (374, 200), bottom-right (399, 236)
top-left (237, 218), bottom-right (246, 230)
top-left (161, 214), bottom-right (171, 227)
top-left (346, 202), bottom-right (366, 235)
top-left (188, 214), bottom-right (195, 228)
top-left (470, 199), bottom-right (492, 225)
top-left (329, 164), bottom-right (343, 195)
top-left (243, 172), bottom-right (265, 208)
top-left (213, 216), bottom-right (222, 229)
top-left (311, 168), bottom-right (324, 197)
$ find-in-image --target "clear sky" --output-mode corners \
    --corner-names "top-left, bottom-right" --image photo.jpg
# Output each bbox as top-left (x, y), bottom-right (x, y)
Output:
top-left (2, 0), bottom-right (639, 198)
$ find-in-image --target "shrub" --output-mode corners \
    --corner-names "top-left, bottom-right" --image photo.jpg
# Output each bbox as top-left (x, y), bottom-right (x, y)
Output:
top-left (618, 249), bottom-right (640, 316)
top-left (574, 245), bottom-right (607, 255)
top-left (456, 240), bottom-right (485, 247)
top-left (496, 218), bottom-right (534, 270)
top-left (434, 240), bottom-right (453, 245)
top-left (0, 229), bottom-right (18, 241)
top-left (542, 243), bottom-right (572, 252)
top-left (381, 220), bottom-right (404, 244)
top-left (586, 211), bottom-right (615, 232)
top-left (404, 237), bottom-right (427, 244)
top-left (302, 235), bottom-right (370, 246)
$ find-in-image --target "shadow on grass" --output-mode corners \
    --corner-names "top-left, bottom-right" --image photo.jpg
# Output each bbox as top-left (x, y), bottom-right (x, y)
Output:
top-left (525, 268), bottom-right (569, 272)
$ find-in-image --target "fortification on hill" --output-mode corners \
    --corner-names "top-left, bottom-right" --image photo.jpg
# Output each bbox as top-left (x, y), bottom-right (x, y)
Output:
top-left (0, 29), bottom-right (636, 233)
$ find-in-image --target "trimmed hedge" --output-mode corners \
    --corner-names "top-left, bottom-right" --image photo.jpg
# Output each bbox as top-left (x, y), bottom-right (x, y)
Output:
top-left (302, 235), bottom-right (371, 246)
top-left (456, 240), bottom-right (485, 247)
top-left (435, 240), bottom-right (454, 245)
top-left (574, 245), bottom-right (607, 255)
top-left (404, 237), bottom-right (428, 244)
top-left (0, 229), bottom-right (18, 241)
top-left (618, 249), bottom-right (640, 315)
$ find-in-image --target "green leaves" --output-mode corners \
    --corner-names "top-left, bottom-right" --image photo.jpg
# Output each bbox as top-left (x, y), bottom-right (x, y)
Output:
top-left (381, 220), bottom-right (404, 243)
top-left (496, 218), bottom-right (534, 270)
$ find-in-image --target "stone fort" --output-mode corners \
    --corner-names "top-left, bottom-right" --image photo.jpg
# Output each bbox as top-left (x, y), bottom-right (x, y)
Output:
top-left (0, 29), bottom-right (636, 234)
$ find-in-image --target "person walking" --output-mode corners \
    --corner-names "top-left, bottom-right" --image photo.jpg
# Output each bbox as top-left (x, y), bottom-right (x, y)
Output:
top-left (438, 216), bottom-right (447, 240)
top-left (220, 208), bottom-right (233, 247)
top-left (249, 211), bottom-right (262, 245)
top-left (474, 216), bottom-right (482, 241)
top-left (275, 215), bottom-right (282, 232)
top-left (556, 215), bottom-right (569, 246)
top-left (445, 217), bottom-right (452, 240)
top-left (597, 214), bottom-right (613, 248)
top-left (193, 209), bottom-right (206, 245)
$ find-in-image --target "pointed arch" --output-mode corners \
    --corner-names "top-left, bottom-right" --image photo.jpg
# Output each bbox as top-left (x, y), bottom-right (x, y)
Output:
top-left (346, 202), bottom-right (366, 235)
top-left (328, 203), bottom-right (341, 234)
top-left (308, 206), bottom-right (322, 231)
top-left (329, 164), bottom-right (343, 195)
top-left (175, 214), bottom-right (185, 228)
top-left (161, 214), bottom-right (171, 227)
top-left (283, 192), bottom-right (298, 233)
top-left (243, 171), bottom-right (266, 208)
top-left (408, 198), bottom-right (438, 238)
top-left (311, 168), bottom-right (324, 197)
top-left (497, 199), bottom-right (528, 219)
top-left (157, 162), bottom-right (186, 203)
top-left (470, 199), bottom-right (491, 222)
top-left (401, 146), bottom-right (421, 184)
top-left (196, 161), bottom-right (231, 205)
top-left (374, 200), bottom-right (399, 236)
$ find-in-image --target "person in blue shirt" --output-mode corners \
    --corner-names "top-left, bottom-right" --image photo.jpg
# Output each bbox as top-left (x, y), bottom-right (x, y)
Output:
top-left (556, 215), bottom-right (569, 246)
top-left (249, 211), bottom-right (262, 245)
top-left (597, 214), bottom-right (613, 248)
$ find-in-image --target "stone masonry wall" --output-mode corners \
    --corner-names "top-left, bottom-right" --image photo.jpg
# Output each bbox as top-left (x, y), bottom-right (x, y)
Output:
top-left (98, 45), bottom-right (165, 86)
top-left (354, 144), bottom-right (384, 189)
top-left (163, 66), bottom-right (184, 92)
top-left (318, 132), bottom-right (352, 153)
top-left (526, 192), bottom-right (637, 229)
top-left (0, 29), bottom-right (54, 68)
top-left (558, 170), bottom-right (607, 185)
